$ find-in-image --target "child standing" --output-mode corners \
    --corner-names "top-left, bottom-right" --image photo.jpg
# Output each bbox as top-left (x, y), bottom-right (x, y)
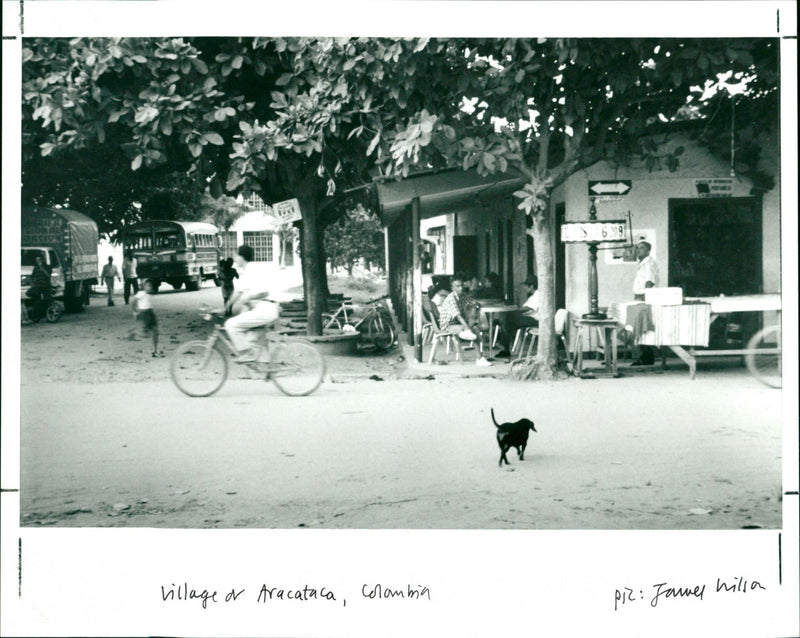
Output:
top-left (132, 279), bottom-right (163, 357)
top-left (219, 257), bottom-right (239, 316)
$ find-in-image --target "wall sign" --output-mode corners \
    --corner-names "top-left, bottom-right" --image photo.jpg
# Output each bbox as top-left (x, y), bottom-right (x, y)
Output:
top-left (694, 178), bottom-right (733, 198)
top-left (273, 198), bottom-right (302, 223)
top-left (561, 220), bottom-right (628, 243)
top-left (588, 180), bottom-right (632, 196)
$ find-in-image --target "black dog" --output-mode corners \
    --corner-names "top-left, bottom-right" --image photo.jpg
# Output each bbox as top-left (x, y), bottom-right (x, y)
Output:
top-left (491, 408), bottom-right (537, 467)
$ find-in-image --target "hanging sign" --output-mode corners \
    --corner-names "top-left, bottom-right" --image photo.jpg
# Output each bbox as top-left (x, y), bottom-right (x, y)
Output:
top-left (588, 180), bottom-right (632, 196)
top-left (694, 178), bottom-right (733, 198)
top-left (273, 198), bottom-right (302, 223)
top-left (561, 220), bottom-right (628, 243)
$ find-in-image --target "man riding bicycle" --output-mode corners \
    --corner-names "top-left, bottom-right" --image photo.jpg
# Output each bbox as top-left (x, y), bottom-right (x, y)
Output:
top-left (224, 244), bottom-right (279, 363)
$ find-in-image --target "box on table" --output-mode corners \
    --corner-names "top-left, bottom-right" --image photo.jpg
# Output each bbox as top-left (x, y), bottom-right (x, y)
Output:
top-left (644, 287), bottom-right (684, 305)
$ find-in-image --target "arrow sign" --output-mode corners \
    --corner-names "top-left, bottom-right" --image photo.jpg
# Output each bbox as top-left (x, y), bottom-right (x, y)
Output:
top-left (589, 180), bottom-right (632, 196)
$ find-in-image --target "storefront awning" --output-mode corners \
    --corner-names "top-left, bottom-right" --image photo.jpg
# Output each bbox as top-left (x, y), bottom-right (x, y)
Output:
top-left (375, 167), bottom-right (526, 226)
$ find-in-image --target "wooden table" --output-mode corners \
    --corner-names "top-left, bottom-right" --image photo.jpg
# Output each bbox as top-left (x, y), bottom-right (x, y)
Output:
top-left (573, 318), bottom-right (622, 378)
top-left (479, 304), bottom-right (518, 358)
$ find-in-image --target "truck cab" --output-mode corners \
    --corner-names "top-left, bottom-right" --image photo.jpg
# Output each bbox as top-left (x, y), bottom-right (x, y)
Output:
top-left (21, 247), bottom-right (65, 299)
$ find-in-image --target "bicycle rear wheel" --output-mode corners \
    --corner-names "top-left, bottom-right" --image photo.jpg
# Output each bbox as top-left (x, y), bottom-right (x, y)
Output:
top-left (367, 314), bottom-right (396, 351)
top-left (171, 340), bottom-right (229, 396)
top-left (269, 341), bottom-right (326, 396)
top-left (745, 325), bottom-right (781, 388)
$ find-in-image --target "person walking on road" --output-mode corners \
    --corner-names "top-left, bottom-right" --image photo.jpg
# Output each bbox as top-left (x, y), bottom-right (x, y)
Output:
top-left (132, 279), bottom-right (163, 357)
top-left (122, 250), bottom-right (139, 305)
top-left (101, 256), bottom-right (122, 306)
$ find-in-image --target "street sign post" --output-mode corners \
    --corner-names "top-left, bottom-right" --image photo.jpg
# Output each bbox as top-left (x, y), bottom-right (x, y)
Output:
top-left (562, 197), bottom-right (632, 319)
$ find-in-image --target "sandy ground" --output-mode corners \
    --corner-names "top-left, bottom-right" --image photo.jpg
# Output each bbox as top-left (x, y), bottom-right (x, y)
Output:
top-left (16, 283), bottom-right (784, 530)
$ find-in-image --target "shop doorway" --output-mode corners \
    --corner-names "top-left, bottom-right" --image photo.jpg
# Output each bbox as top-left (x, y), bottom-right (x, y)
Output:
top-left (668, 197), bottom-right (762, 297)
top-left (453, 235), bottom-right (479, 277)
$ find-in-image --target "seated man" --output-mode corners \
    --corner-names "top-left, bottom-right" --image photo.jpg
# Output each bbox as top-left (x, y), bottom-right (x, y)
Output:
top-left (224, 244), bottom-right (279, 362)
top-left (517, 274), bottom-right (539, 328)
top-left (437, 277), bottom-right (477, 340)
top-left (503, 275), bottom-right (539, 354)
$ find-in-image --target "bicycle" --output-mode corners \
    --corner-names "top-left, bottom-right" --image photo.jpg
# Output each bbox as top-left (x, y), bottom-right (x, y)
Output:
top-left (170, 309), bottom-right (326, 397)
top-left (322, 295), bottom-right (397, 352)
top-left (745, 324), bottom-right (781, 388)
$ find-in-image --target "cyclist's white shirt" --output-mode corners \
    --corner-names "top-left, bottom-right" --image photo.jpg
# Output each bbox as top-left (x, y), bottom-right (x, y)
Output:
top-left (236, 261), bottom-right (271, 302)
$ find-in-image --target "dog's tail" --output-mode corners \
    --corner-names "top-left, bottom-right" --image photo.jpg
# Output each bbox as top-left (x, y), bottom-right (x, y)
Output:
top-left (491, 408), bottom-right (499, 427)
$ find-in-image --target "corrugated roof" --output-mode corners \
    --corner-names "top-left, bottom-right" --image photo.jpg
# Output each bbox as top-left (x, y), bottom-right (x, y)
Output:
top-left (375, 167), bottom-right (525, 226)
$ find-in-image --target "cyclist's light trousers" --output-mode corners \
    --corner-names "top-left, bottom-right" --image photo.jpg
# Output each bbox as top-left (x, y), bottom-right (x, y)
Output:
top-left (225, 301), bottom-right (280, 353)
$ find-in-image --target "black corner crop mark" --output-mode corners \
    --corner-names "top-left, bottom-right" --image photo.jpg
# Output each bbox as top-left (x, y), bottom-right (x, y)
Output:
top-left (18, 538), bottom-right (22, 597)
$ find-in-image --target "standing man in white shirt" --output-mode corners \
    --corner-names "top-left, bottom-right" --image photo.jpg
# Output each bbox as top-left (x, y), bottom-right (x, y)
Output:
top-left (632, 240), bottom-right (659, 365)
top-left (632, 241), bottom-right (659, 301)
top-left (224, 244), bottom-right (279, 363)
top-left (122, 250), bottom-right (139, 305)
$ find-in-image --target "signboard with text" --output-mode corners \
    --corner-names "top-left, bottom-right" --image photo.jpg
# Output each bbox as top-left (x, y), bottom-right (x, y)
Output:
top-left (694, 178), bottom-right (733, 198)
top-left (273, 198), bottom-right (302, 223)
top-left (561, 220), bottom-right (628, 243)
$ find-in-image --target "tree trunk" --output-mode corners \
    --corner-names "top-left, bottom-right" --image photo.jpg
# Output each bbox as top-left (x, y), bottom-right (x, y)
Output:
top-left (316, 228), bottom-right (330, 302)
top-left (298, 197), bottom-right (324, 336)
top-left (524, 206), bottom-right (561, 380)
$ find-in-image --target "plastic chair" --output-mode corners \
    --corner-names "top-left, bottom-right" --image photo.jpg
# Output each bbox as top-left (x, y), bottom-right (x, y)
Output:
top-left (511, 326), bottom-right (539, 356)
top-left (427, 316), bottom-right (462, 364)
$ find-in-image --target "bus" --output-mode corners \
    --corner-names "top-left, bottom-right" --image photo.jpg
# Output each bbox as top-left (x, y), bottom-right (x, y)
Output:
top-left (122, 220), bottom-right (221, 292)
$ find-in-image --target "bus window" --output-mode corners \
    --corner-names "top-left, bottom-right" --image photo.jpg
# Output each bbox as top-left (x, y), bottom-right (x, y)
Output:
top-left (156, 231), bottom-right (182, 248)
top-left (125, 229), bottom-right (152, 250)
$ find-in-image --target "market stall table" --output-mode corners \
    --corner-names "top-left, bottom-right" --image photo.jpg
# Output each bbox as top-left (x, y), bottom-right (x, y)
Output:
top-left (608, 294), bottom-right (781, 379)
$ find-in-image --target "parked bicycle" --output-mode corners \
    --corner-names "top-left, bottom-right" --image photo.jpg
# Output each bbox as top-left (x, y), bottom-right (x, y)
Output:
top-left (745, 324), bottom-right (781, 388)
top-left (171, 308), bottom-right (326, 397)
top-left (322, 295), bottom-right (397, 352)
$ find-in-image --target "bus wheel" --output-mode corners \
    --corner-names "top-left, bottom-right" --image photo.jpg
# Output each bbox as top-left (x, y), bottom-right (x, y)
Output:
top-left (151, 280), bottom-right (160, 293)
top-left (186, 274), bottom-right (202, 291)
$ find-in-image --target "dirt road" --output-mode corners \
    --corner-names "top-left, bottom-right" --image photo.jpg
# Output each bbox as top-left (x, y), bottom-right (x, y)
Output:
top-left (16, 285), bottom-right (783, 529)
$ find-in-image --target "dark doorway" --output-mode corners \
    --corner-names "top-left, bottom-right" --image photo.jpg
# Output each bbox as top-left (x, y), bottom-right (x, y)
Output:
top-left (668, 198), bottom-right (762, 296)
top-left (453, 235), bottom-right (479, 278)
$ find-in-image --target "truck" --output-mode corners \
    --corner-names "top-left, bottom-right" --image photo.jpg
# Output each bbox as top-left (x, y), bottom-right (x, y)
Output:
top-left (21, 206), bottom-right (99, 312)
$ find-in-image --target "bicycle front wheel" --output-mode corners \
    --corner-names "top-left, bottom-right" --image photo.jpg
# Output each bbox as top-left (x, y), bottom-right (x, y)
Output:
top-left (269, 341), bottom-right (326, 396)
top-left (367, 314), bottom-right (396, 351)
top-left (171, 340), bottom-right (229, 396)
top-left (745, 325), bottom-right (781, 388)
